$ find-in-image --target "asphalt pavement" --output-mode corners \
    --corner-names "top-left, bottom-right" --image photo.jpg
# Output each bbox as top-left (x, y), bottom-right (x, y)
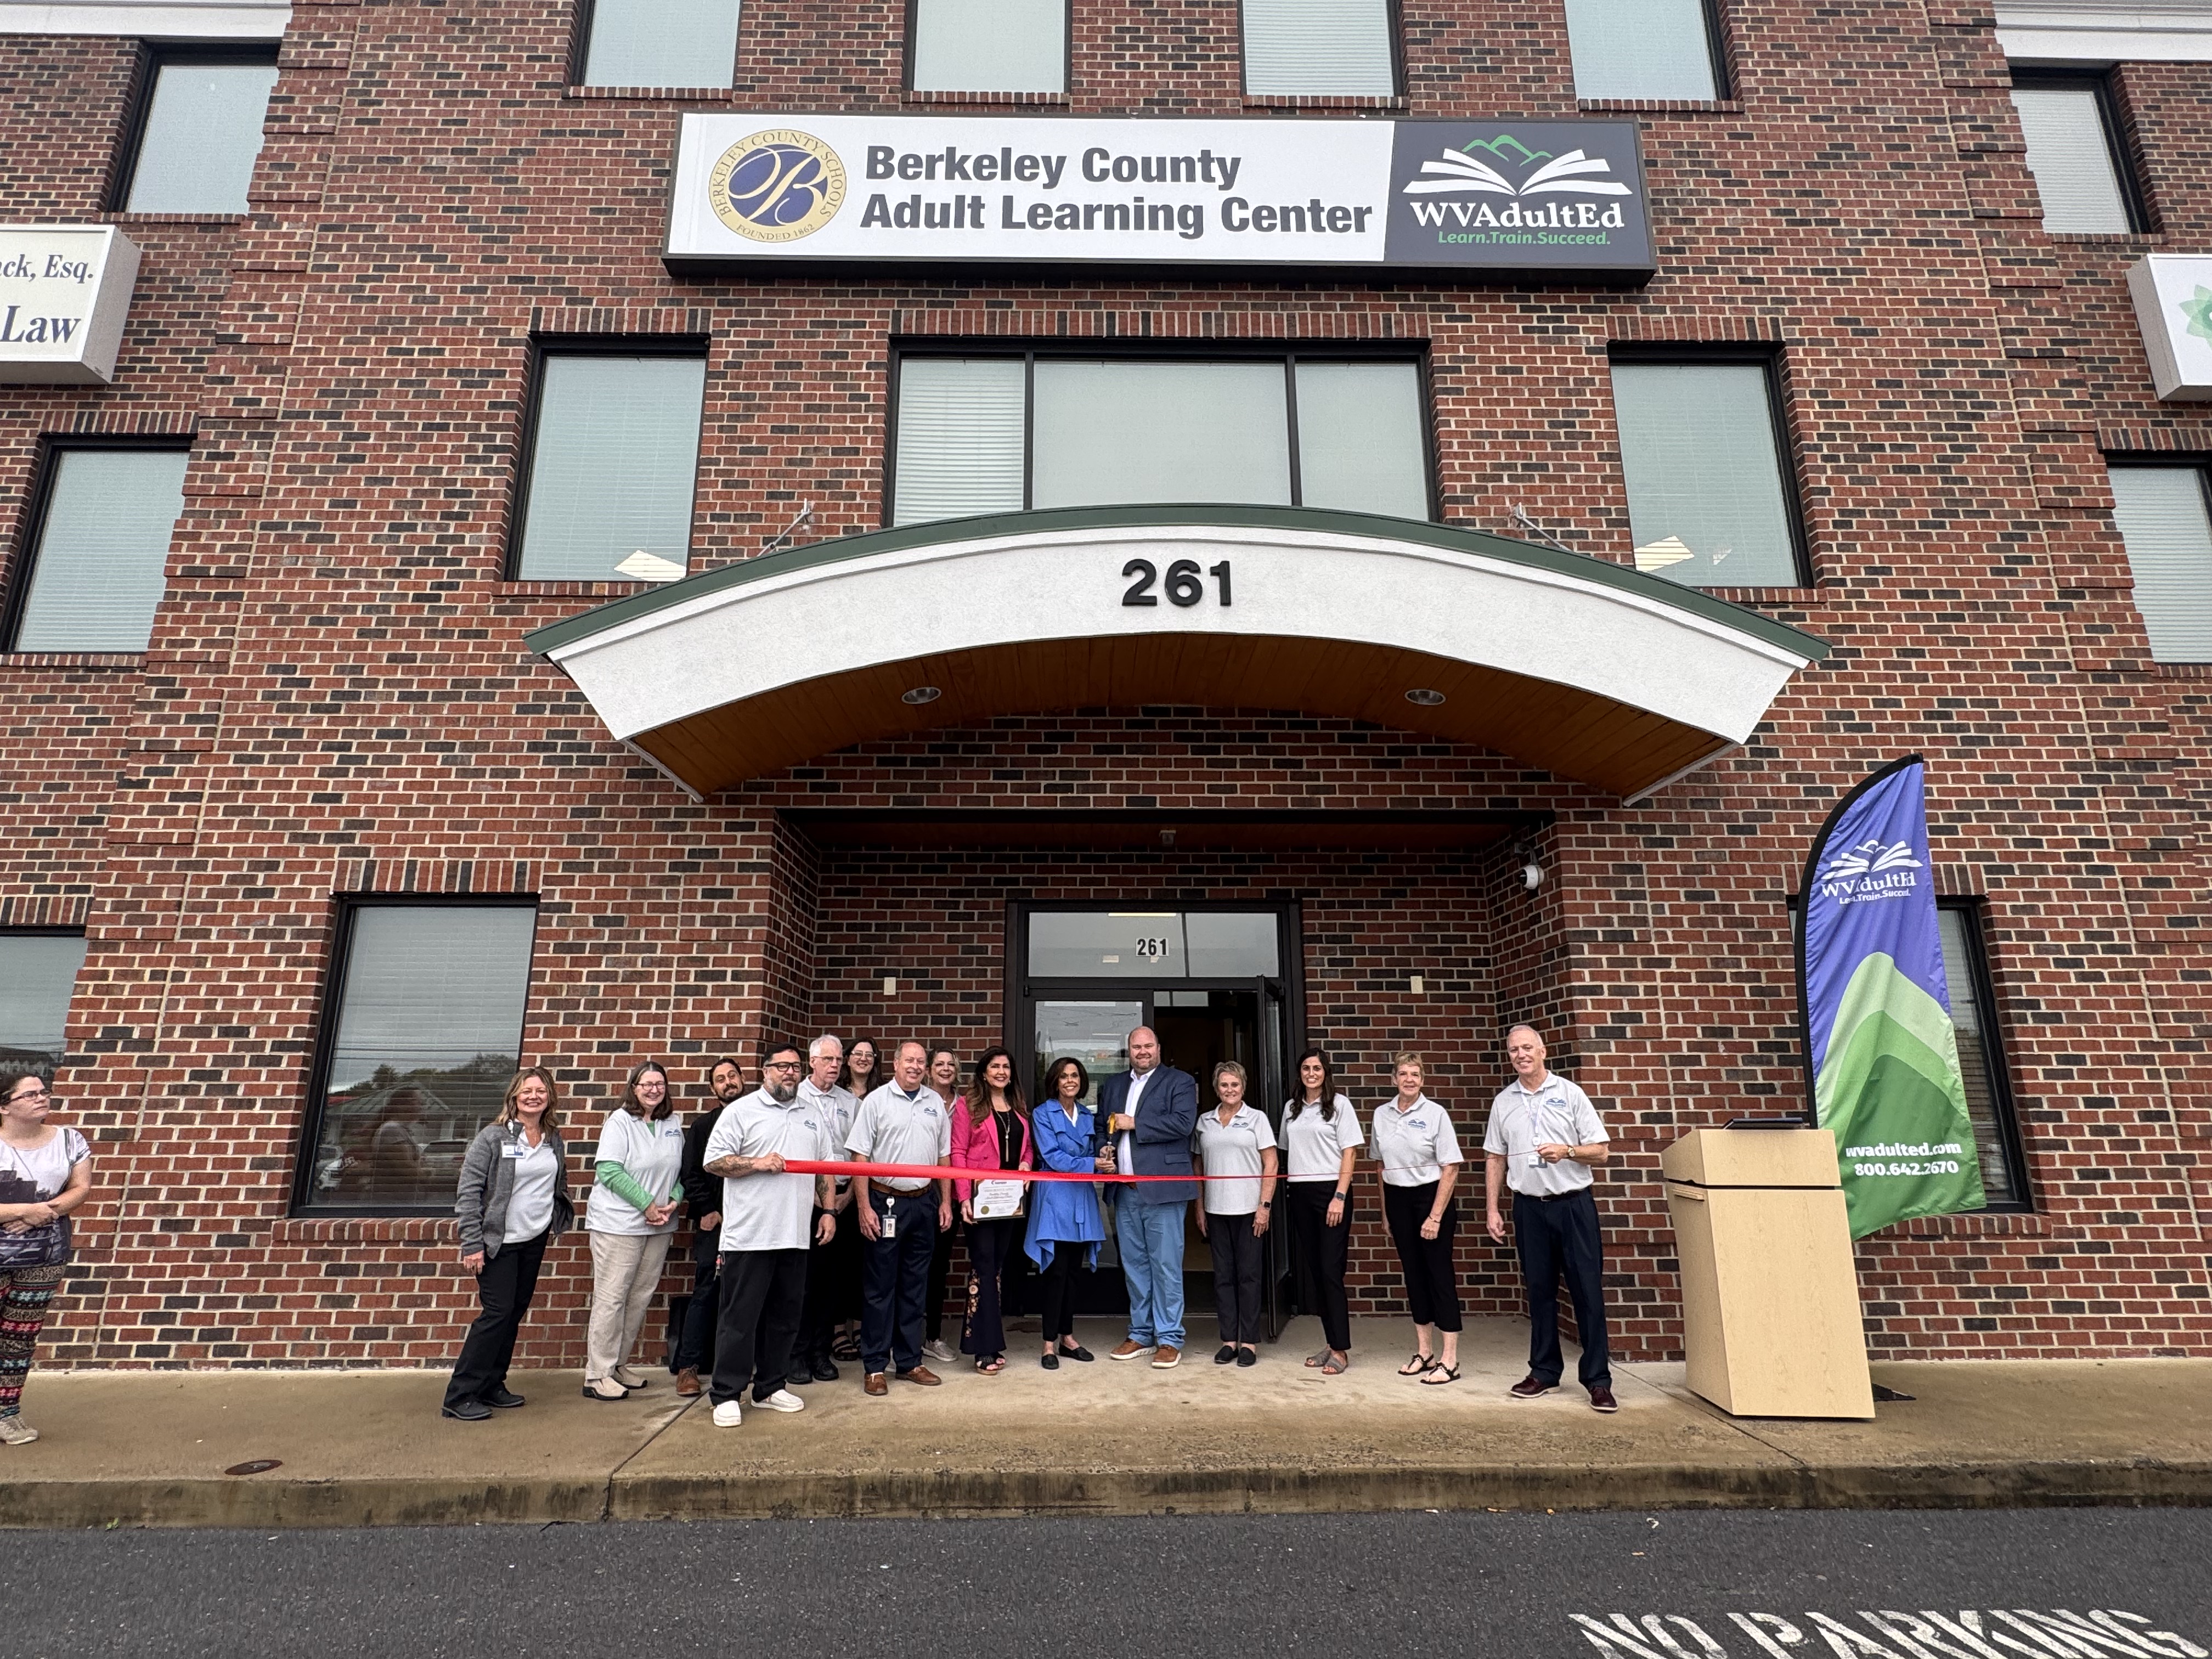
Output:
top-left (7, 1506), bottom-right (2207, 1659)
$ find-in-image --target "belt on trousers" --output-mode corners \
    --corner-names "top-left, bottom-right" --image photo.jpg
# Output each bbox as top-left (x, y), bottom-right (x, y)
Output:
top-left (1517, 1188), bottom-right (1592, 1203)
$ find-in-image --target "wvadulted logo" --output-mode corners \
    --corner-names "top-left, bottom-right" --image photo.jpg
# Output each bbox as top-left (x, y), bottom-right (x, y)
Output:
top-left (1400, 133), bottom-right (1632, 239)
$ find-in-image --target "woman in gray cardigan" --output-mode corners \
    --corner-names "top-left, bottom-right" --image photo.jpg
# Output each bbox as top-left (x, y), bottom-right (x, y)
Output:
top-left (442, 1067), bottom-right (574, 1420)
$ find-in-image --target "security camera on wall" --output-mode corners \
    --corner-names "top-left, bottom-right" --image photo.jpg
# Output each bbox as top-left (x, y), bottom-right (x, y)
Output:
top-left (1522, 861), bottom-right (1544, 892)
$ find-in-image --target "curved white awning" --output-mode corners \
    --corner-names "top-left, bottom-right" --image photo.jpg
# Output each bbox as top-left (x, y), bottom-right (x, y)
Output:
top-left (527, 505), bottom-right (1827, 799)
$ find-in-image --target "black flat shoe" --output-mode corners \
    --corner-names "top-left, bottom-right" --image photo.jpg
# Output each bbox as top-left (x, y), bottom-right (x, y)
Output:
top-left (441, 1399), bottom-right (492, 1421)
top-left (1041, 1351), bottom-right (1060, 1370)
top-left (482, 1387), bottom-right (525, 1409)
top-left (1235, 1347), bottom-right (1257, 1368)
top-left (811, 1355), bottom-right (839, 1382)
top-left (1058, 1343), bottom-right (1094, 1363)
top-left (1214, 1345), bottom-right (1237, 1365)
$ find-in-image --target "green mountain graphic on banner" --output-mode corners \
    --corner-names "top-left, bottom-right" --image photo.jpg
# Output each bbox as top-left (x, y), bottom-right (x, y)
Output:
top-left (1459, 134), bottom-right (1553, 166)
top-left (1815, 951), bottom-right (1984, 1236)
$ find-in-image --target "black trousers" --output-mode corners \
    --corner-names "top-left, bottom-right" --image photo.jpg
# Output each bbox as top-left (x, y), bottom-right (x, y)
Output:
top-left (861, 1187), bottom-right (939, 1374)
top-left (1034, 1240), bottom-right (1087, 1342)
top-left (444, 1229), bottom-right (546, 1409)
top-left (1514, 1188), bottom-right (1612, 1389)
top-left (672, 1226), bottom-right (720, 1374)
top-left (1383, 1181), bottom-right (1462, 1333)
top-left (1205, 1211), bottom-right (1265, 1344)
top-left (1284, 1182), bottom-right (1351, 1352)
top-left (960, 1215), bottom-right (1026, 1357)
top-left (708, 1247), bottom-right (808, 1406)
top-left (799, 1199), bottom-right (861, 1359)
top-left (926, 1211), bottom-right (959, 1341)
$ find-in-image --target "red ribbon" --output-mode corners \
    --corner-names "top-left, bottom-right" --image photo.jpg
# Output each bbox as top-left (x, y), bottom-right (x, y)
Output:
top-left (786, 1159), bottom-right (1194, 1184)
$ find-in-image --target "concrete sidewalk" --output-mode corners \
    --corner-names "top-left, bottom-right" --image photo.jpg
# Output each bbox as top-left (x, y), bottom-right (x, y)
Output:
top-left (2, 1318), bottom-right (2204, 1528)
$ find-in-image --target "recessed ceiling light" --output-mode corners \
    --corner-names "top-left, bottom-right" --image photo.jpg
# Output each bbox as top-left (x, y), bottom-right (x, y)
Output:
top-left (901, 685), bottom-right (941, 705)
top-left (1405, 688), bottom-right (1446, 706)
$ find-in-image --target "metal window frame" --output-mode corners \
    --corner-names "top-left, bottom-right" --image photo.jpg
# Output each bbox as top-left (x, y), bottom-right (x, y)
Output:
top-left (2102, 454), bottom-right (2212, 665)
top-left (902, 0), bottom-right (1074, 95)
top-left (883, 339), bottom-right (1438, 529)
top-left (569, 0), bottom-right (743, 88)
top-left (502, 333), bottom-right (712, 582)
top-left (1936, 897), bottom-right (2034, 1214)
top-left (110, 41), bottom-right (281, 214)
top-left (290, 891), bottom-right (542, 1218)
top-left (2, 435), bottom-right (194, 653)
top-left (2008, 67), bottom-right (2152, 236)
top-left (1234, 0), bottom-right (1404, 98)
top-left (1605, 341), bottom-right (1813, 587)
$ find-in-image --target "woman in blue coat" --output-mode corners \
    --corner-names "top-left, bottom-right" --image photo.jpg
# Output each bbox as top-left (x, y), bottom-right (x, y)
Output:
top-left (1025, 1057), bottom-right (1106, 1369)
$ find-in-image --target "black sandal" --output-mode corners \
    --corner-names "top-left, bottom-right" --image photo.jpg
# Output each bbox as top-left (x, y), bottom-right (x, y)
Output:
top-left (1420, 1363), bottom-right (1461, 1386)
top-left (1398, 1352), bottom-right (1436, 1376)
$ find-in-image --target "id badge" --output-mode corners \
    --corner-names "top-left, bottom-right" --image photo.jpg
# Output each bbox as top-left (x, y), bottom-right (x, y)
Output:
top-left (1526, 1150), bottom-right (1545, 1168)
top-left (881, 1197), bottom-right (896, 1239)
top-left (502, 1142), bottom-right (526, 1159)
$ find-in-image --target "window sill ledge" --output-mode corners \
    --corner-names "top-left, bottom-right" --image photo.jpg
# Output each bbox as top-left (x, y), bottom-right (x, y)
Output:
top-left (904, 89), bottom-right (1069, 105)
top-left (564, 84), bottom-right (737, 100)
top-left (492, 579), bottom-right (662, 599)
top-left (1696, 585), bottom-right (1827, 606)
top-left (275, 1215), bottom-right (456, 1244)
top-left (2148, 661), bottom-right (2212, 679)
top-left (0, 651), bottom-right (148, 671)
top-left (1577, 97), bottom-right (1743, 114)
top-left (1878, 1210), bottom-right (2046, 1239)
top-left (1241, 94), bottom-right (1404, 111)
top-left (2037, 229), bottom-right (2164, 246)
top-left (99, 212), bottom-right (248, 227)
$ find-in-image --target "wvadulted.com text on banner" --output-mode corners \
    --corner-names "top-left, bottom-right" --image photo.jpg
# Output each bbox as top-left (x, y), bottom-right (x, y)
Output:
top-left (664, 115), bottom-right (1655, 277)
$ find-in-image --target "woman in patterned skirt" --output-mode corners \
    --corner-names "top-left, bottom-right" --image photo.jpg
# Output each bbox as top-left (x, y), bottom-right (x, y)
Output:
top-left (0, 1067), bottom-right (93, 1446)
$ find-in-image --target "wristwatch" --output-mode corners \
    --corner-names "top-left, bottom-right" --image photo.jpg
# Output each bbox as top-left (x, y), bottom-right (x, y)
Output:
top-left (1333, 1189), bottom-right (1350, 1202)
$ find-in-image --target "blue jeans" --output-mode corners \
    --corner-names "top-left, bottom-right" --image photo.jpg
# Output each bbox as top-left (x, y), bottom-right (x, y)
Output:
top-left (1115, 1191), bottom-right (1187, 1350)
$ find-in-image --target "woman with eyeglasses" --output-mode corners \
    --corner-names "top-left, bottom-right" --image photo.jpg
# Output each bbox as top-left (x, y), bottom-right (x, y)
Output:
top-left (582, 1059), bottom-right (686, 1402)
top-left (0, 1070), bottom-right (92, 1446)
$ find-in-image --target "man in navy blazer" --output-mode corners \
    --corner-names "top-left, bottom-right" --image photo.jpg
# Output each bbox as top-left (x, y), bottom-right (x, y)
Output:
top-left (1094, 1025), bottom-right (1199, 1368)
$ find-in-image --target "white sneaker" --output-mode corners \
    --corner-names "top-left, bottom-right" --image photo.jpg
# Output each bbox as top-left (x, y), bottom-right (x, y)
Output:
top-left (922, 1339), bottom-right (956, 1363)
top-left (754, 1389), bottom-right (806, 1414)
top-left (611, 1364), bottom-right (647, 1390)
top-left (0, 1416), bottom-right (36, 1446)
top-left (712, 1399), bottom-right (743, 1428)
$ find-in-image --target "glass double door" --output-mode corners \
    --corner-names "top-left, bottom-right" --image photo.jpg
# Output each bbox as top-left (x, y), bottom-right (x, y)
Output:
top-left (1026, 979), bottom-right (1293, 1336)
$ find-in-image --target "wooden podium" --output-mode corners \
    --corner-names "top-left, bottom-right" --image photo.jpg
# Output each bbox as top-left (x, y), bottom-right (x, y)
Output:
top-left (1662, 1127), bottom-right (1875, 1420)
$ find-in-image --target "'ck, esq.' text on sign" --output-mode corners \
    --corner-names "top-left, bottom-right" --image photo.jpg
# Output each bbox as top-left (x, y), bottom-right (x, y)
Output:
top-left (0, 225), bottom-right (142, 385)
top-left (663, 115), bottom-right (1655, 277)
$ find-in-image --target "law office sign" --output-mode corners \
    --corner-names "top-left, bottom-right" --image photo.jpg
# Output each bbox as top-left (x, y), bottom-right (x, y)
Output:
top-left (0, 225), bottom-right (141, 385)
top-left (663, 115), bottom-right (1654, 277)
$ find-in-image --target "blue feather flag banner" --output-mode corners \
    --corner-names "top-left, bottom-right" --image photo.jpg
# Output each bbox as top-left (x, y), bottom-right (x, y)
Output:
top-left (1797, 756), bottom-right (1985, 1237)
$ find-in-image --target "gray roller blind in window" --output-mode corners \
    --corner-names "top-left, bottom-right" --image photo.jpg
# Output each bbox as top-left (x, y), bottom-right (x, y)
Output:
top-left (911, 0), bottom-right (1065, 92)
top-left (1294, 361), bottom-right (1428, 520)
top-left (1565, 0), bottom-right (1718, 101)
top-left (1032, 360), bottom-right (1291, 509)
top-left (2108, 466), bottom-right (2212, 663)
top-left (125, 59), bottom-right (277, 214)
top-left (517, 354), bottom-right (705, 581)
top-left (582, 0), bottom-right (741, 86)
top-left (1242, 0), bottom-right (1396, 96)
top-left (892, 358), bottom-right (1027, 526)
top-left (2009, 86), bottom-right (2131, 235)
top-left (1937, 907), bottom-right (2016, 1209)
top-left (0, 934), bottom-right (88, 1068)
top-left (13, 449), bottom-right (188, 653)
top-left (1611, 361), bottom-right (1799, 588)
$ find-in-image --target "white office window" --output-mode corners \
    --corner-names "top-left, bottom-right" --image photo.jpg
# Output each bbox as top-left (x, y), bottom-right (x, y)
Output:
top-left (2108, 466), bottom-right (2212, 663)
top-left (582, 0), bottom-right (742, 87)
top-left (1033, 361), bottom-right (1292, 509)
top-left (910, 0), bottom-right (1065, 93)
top-left (11, 449), bottom-right (188, 652)
top-left (0, 933), bottom-right (88, 1072)
top-left (1294, 362), bottom-right (1429, 520)
top-left (515, 354), bottom-right (706, 582)
top-left (1565, 0), bottom-right (1719, 101)
top-left (893, 359), bottom-right (1027, 526)
top-left (1612, 360), bottom-right (1801, 588)
top-left (1242, 0), bottom-right (1396, 97)
top-left (123, 55), bottom-right (278, 215)
top-left (2010, 81), bottom-right (2134, 234)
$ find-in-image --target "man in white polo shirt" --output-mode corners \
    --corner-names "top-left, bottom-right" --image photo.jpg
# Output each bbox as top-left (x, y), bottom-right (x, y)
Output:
top-left (848, 1039), bottom-right (953, 1395)
top-left (701, 1043), bottom-right (836, 1429)
top-left (1483, 1023), bottom-right (1617, 1413)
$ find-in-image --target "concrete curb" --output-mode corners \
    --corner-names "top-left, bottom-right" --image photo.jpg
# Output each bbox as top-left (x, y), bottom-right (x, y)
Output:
top-left (7, 1457), bottom-right (2207, 1530)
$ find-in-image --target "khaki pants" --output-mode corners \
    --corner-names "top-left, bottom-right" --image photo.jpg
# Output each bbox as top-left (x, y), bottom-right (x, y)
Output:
top-left (585, 1230), bottom-right (675, 1381)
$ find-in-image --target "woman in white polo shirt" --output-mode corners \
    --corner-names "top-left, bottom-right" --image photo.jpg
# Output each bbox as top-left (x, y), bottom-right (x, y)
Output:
top-left (1280, 1047), bottom-right (1362, 1375)
top-left (1192, 1060), bottom-right (1278, 1366)
top-left (1370, 1051), bottom-right (1465, 1385)
top-left (581, 1059), bottom-right (686, 1402)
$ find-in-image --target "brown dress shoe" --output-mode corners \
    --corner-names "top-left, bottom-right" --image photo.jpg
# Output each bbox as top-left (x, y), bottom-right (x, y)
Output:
top-left (675, 1368), bottom-right (702, 1397)
top-left (1509, 1374), bottom-right (1556, 1400)
top-left (897, 1365), bottom-right (943, 1386)
top-left (1150, 1345), bottom-right (1181, 1369)
top-left (1589, 1385), bottom-right (1619, 1413)
top-left (1109, 1339), bottom-right (1155, 1361)
top-left (864, 1372), bottom-right (889, 1396)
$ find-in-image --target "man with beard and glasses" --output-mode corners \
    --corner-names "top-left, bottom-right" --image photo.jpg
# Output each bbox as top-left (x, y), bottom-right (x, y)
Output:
top-left (673, 1055), bottom-right (747, 1396)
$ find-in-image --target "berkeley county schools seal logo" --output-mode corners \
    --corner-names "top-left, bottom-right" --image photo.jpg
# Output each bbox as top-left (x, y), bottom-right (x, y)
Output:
top-left (709, 129), bottom-right (847, 243)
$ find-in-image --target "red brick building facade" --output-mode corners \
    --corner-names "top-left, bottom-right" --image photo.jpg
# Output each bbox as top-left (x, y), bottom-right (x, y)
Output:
top-left (0, 0), bottom-right (2205, 1372)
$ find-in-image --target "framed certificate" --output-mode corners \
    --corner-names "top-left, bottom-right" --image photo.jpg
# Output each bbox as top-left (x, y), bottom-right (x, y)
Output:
top-left (973, 1178), bottom-right (1024, 1219)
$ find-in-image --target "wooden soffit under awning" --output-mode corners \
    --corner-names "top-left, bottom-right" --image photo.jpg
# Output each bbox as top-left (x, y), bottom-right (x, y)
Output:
top-left (524, 505), bottom-right (1829, 801)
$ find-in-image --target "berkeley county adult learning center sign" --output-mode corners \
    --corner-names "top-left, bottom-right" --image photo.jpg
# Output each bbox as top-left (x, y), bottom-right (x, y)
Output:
top-left (663, 115), bottom-right (1655, 278)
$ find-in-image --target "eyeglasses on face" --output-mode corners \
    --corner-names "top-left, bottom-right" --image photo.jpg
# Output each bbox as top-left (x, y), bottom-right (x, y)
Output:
top-left (6, 1085), bottom-right (51, 1104)
top-left (764, 1060), bottom-right (804, 1072)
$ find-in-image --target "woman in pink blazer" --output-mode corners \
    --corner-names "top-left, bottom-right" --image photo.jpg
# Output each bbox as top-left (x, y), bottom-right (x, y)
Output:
top-left (953, 1046), bottom-right (1032, 1374)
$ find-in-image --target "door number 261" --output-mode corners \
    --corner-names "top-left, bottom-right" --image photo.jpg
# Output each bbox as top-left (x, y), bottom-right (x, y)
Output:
top-left (1121, 558), bottom-right (1233, 608)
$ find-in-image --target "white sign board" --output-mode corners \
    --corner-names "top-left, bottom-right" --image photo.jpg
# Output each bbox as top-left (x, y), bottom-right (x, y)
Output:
top-left (2128, 253), bottom-right (2212, 401)
top-left (663, 114), bottom-right (1655, 278)
top-left (0, 225), bottom-right (140, 385)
